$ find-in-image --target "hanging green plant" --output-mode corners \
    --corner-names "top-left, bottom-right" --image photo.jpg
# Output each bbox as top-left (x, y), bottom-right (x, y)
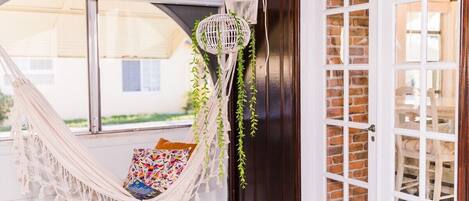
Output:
top-left (191, 13), bottom-right (258, 189)
top-left (190, 20), bottom-right (210, 144)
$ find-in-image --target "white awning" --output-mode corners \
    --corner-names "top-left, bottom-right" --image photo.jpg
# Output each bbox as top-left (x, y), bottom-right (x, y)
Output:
top-left (0, 0), bottom-right (189, 59)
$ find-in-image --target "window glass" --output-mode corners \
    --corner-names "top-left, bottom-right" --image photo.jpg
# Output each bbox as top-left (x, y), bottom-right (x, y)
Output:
top-left (326, 13), bottom-right (345, 65)
top-left (428, 0), bottom-right (459, 63)
top-left (327, 0), bottom-right (343, 9)
top-left (0, 0), bottom-right (89, 136)
top-left (396, 2), bottom-right (422, 64)
top-left (426, 69), bottom-right (457, 134)
top-left (98, 0), bottom-right (195, 131)
top-left (395, 70), bottom-right (420, 130)
top-left (349, 10), bottom-right (369, 64)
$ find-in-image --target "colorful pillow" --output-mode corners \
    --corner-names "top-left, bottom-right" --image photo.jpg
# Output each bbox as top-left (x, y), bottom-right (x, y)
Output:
top-left (155, 138), bottom-right (197, 157)
top-left (124, 148), bottom-right (189, 199)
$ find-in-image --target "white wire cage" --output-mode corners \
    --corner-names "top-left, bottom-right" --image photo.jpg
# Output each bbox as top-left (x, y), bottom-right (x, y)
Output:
top-left (225, 0), bottom-right (259, 24)
top-left (196, 13), bottom-right (251, 55)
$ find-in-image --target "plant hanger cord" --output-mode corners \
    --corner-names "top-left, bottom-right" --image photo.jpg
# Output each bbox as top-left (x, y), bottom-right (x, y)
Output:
top-left (262, 0), bottom-right (270, 71)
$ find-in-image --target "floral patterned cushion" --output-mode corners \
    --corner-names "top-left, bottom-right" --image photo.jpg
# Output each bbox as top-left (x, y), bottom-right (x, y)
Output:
top-left (124, 148), bottom-right (189, 199)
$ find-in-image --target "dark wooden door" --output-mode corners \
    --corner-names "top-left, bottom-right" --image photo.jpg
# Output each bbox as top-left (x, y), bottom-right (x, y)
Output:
top-left (229, 0), bottom-right (301, 200)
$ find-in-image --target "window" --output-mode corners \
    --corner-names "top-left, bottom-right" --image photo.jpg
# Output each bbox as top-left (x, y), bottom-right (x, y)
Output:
top-left (405, 12), bottom-right (441, 62)
top-left (122, 60), bottom-right (161, 92)
top-left (0, 0), bottom-right (89, 137)
top-left (8, 58), bottom-right (55, 85)
top-left (98, 0), bottom-right (195, 131)
top-left (0, 0), bottom-right (198, 135)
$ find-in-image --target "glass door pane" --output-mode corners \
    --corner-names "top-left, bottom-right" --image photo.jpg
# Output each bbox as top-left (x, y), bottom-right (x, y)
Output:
top-left (392, 1), bottom-right (459, 200)
top-left (324, 1), bottom-right (374, 200)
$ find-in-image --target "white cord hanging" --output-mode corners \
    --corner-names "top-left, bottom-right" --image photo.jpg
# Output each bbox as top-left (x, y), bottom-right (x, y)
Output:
top-left (225, 0), bottom-right (259, 24)
top-left (196, 14), bottom-right (251, 55)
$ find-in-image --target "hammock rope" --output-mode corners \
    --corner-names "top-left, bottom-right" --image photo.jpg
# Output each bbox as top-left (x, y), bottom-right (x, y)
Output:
top-left (0, 45), bottom-right (237, 201)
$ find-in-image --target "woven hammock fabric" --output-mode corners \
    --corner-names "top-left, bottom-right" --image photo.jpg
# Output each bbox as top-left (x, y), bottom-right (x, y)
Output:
top-left (0, 45), bottom-right (236, 201)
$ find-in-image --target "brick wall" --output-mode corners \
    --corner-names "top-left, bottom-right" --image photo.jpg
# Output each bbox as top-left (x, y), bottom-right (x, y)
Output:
top-left (349, 10), bottom-right (369, 64)
top-left (327, 14), bottom-right (344, 64)
top-left (326, 6), bottom-right (369, 201)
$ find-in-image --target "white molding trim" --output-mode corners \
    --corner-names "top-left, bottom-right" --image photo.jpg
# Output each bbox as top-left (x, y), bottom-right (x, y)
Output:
top-left (300, 0), bottom-right (323, 200)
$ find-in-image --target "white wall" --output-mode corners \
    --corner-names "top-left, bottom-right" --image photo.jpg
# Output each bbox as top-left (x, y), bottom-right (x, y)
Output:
top-left (100, 41), bottom-right (193, 117)
top-left (0, 127), bottom-right (227, 201)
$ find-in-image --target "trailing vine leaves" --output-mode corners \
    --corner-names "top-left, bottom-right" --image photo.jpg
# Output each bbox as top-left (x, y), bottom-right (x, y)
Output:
top-left (190, 13), bottom-right (259, 189)
top-left (190, 20), bottom-right (202, 143)
top-left (248, 27), bottom-right (258, 138)
top-left (191, 20), bottom-right (212, 173)
top-left (232, 12), bottom-right (248, 189)
top-left (190, 20), bottom-right (211, 144)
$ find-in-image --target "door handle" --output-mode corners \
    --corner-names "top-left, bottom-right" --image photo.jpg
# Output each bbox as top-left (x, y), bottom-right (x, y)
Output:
top-left (367, 124), bottom-right (376, 132)
top-left (368, 124), bottom-right (376, 142)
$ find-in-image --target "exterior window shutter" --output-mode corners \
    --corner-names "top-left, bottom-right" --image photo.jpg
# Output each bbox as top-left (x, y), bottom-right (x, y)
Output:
top-left (122, 60), bottom-right (141, 92)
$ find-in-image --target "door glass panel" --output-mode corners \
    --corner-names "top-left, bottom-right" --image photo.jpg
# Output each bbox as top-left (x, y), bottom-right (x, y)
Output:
top-left (395, 135), bottom-right (420, 197)
top-left (349, 10), bottom-right (369, 64)
top-left (349, 184), bottom-right (368, 201)
top-left (327, 70), bottom-right (345, 120)
top-left (426, 70), bottom-right (457, 134)
top-left (328, 125), bottom-right (344, 175)
top-left (427, 0), bottom-right (459, 63)
top-left (349, 70), bottom-right (368, 123)
top-left (396, 2), bottom-right (422, 64)
top-left (328, 178), bottom-right (344, 201)
top-left (425, 139), bottom-right (455, 200)
top-left (327, 14), bottom-right (345, 65)
top-left (349, 128), bottom-right (369, 182)
top-left (395, 69), bottom-right (420, 130)
top-left (350, 0), bottom-right (368, 6)
top-left (327, 0), bottom-right (344, 9)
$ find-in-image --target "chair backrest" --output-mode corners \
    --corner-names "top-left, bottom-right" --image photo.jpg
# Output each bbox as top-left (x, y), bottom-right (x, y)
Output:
top-left (395, 87), bottom-right (419, 154)
top-left (427, 88), bottom-right (442, 156)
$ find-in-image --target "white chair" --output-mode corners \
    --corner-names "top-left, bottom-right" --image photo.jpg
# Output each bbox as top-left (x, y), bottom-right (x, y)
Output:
top-left (395, 88), bottom-right (455, 200)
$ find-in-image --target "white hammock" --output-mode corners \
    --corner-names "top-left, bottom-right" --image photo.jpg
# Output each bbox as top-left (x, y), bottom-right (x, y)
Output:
top-left (0, 45), bottom-right (237, 201)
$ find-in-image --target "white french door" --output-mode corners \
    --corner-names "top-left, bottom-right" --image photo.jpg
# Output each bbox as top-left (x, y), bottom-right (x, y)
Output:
top-left (316, 0), bottom-right (461, 201)
top-left (321, 0), bottom-right (378, 200)
top-left (380, 0), bottom-right (461, 201)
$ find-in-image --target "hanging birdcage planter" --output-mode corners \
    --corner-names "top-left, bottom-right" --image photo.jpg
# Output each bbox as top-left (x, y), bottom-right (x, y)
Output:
top-left (225, 0), bottom-right (259, 24)
top-left (196, 13), bottom-right (251, 55)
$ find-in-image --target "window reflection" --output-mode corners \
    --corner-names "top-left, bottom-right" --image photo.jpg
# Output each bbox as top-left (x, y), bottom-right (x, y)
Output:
top-left (426, 139), bottom-right (455, 200)
top-left (396, 0), bottom-right (459, 64)
top-left (396, 2), bottom-right (422, 64)
top-left (395, 135), bottom-right (420, 197)
top-left (426, 70), bottom-right (457, 134)
top-left (395, 70), bottom-right (420, 130)
top-left (428, 0), bottom-right (459, 63)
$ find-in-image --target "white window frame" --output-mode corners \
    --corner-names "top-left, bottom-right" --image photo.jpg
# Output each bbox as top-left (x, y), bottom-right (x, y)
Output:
top-left (85, 0), bottom-right (214, 134)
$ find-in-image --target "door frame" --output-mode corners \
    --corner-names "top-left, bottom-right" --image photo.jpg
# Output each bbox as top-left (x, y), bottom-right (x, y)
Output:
top-left (301, 0), bottom-right (378, 200)
top-left (458, 0), bottom-right (469, 200)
